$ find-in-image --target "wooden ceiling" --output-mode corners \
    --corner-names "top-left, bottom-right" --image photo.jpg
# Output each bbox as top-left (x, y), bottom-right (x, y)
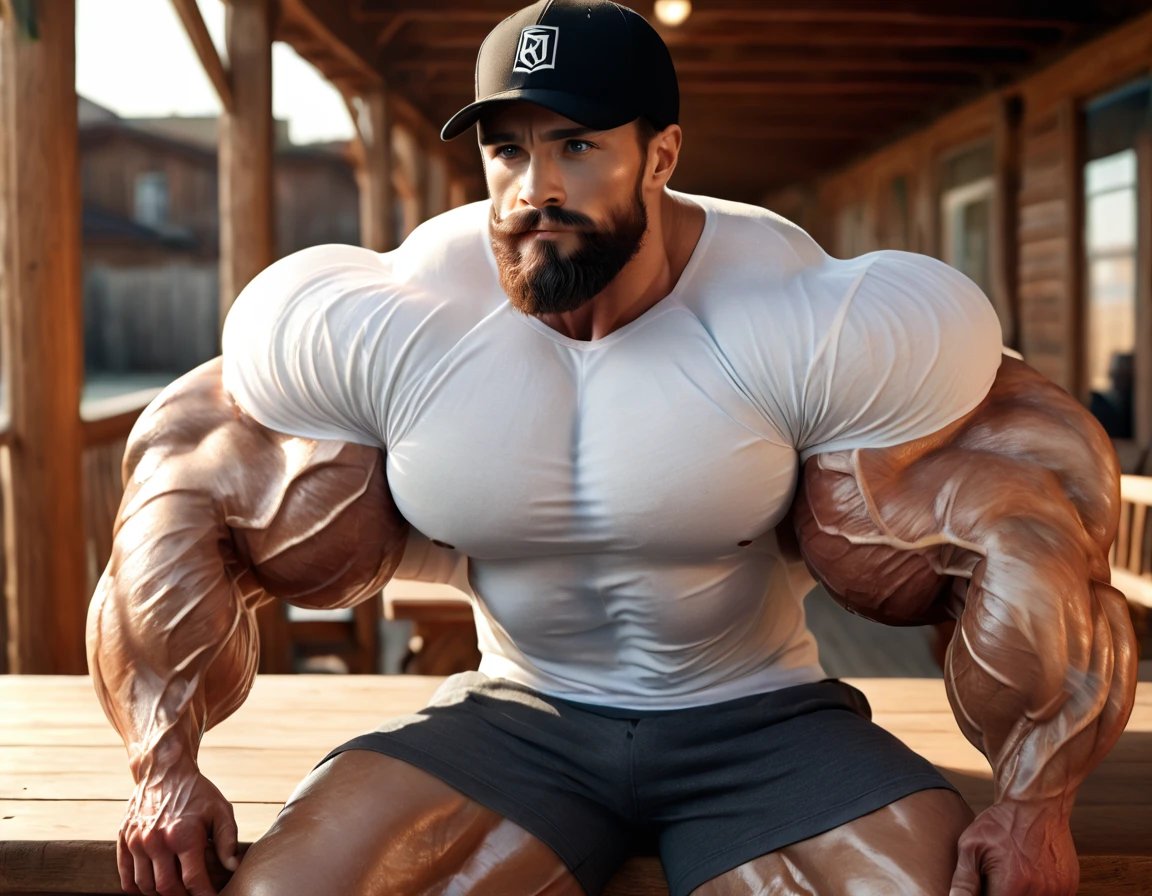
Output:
top-left (280, 0), bottom-right (1152, 204)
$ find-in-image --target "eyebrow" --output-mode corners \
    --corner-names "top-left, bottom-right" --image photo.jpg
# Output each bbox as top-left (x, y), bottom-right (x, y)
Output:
top-left (479, 126), bottom-right (601, 146)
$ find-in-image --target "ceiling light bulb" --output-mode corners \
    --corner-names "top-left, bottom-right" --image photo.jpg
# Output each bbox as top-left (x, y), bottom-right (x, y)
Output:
top-left (654, 0), bottom-right (691, 27)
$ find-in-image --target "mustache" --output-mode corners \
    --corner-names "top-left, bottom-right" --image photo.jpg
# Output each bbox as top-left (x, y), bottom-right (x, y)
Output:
top-left (490, 205), bottom-right (597, 237)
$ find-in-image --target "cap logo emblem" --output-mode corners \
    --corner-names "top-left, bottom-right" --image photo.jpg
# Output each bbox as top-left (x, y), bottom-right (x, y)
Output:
top-left (513, 25), bottom-right (559, 74)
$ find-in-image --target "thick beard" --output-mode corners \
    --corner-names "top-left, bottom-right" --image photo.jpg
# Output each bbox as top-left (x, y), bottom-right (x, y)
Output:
top-left (489, 174), bottom-right (648, 316)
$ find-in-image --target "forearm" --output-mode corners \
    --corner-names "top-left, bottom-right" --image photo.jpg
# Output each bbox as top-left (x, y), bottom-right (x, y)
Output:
top-left (86, 483), bottom-right (265, 782)
top-left (945, 504), bottom-right (1137, 816)
top-left (798, 449), bottom-right (1137, 817)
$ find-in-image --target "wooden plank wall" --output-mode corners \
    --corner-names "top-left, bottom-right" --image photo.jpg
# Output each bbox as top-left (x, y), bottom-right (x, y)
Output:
top-left (769, 9), bottom-right (1152, 402)
top-left (1015, 105), bottom-right (1073, 387)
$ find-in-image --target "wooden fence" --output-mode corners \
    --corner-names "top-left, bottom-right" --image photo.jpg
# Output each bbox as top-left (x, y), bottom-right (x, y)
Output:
top-left (83, 264), bottom-right (219, 374)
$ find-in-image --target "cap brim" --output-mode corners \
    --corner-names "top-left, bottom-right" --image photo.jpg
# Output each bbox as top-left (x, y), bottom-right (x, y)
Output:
top-left (440, 88), bottom-right (635, 141)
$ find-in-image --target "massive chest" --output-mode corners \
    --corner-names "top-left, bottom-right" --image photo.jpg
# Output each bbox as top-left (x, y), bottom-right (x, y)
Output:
top-left (382, 314), bottom-right (799, 560)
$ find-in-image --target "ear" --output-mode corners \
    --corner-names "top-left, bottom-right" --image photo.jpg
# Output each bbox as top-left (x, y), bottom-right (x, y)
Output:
top-left (647, 124), bottom-right (683, 190)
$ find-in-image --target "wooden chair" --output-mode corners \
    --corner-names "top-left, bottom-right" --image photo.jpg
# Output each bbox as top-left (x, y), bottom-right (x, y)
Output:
top-left (1109, 474), bottom-right (1152, 657)
top-left (382, 580), bottom-right (478, 675)
top-left (255, 580), bottom-right (477, 676)
top-left (255, 597), bottom-right (381, 675)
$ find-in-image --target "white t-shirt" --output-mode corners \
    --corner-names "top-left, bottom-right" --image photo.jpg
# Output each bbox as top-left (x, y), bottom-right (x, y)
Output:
top-left (221, 191), bottom-right (1002, 709)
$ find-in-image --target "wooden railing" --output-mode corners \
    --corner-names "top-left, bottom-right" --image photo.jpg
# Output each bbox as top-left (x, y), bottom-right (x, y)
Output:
top-left (79, 387), bottom-right (167, 599)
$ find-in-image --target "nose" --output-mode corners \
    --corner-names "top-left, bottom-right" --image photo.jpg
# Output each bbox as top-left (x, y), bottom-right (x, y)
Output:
top-left (517, 153), bottom-right (565, 210)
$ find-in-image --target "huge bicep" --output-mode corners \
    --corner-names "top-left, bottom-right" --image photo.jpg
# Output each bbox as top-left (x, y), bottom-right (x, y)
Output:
top-left (125, 359), bottom-right (407, 610)
top-left (229, 435), bottom-right (409, 608)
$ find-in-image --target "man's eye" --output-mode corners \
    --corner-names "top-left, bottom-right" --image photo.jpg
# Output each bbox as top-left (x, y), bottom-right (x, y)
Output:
top-left (567, 140), bottom-right (592, 153)
top-left (497, 146), bottom-right (519, 159)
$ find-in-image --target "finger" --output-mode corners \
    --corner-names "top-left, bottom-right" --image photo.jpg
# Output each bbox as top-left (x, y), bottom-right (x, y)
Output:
top-left (118, 834), bottom-right (145, 895)
top-left (126, 837), bottom-right (157, 895)
top-left (175, 844), bottom-right (216, 896)
top-left (151, 849), bottom-right (190, 896)
top-left (948, 846), bottom-right (983, 896)
top-left (211, 808), bottom-right (240, 873)
top-left (167, 817), bottom-right (214, 896)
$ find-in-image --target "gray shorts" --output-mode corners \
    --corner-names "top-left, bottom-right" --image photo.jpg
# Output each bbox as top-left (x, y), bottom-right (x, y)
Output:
top-left (317, 672), bottom-right (959, 896)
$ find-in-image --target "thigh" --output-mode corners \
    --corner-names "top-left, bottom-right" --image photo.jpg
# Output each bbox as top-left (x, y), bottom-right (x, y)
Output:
top-left (692, 788), bottom-right (974, 896)
top-left (222, 749), bottom-right (583, 896)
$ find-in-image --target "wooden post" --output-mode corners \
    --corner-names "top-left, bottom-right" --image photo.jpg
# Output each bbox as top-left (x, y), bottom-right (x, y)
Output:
top-left (992, 94), bottom-right (1022, 351)
top-left (217, 0), bottom-right (281, 666)
top-left (357, 88), bottom-right (396, 252)
top-left (411, 135), bottom-right (429, 226)
top-left (425, 150), bottom-right (449, 220)
top-left (0, 0), bottom-right (89, 673)
top-left (1134, 130), bottom-right (1152, 455)
top-left (1059, 96), bottom-right (1085, 399)
top-left (448, 176), bottom-right (470, 209)
top-left (219, 0), bottom-right (274, 323)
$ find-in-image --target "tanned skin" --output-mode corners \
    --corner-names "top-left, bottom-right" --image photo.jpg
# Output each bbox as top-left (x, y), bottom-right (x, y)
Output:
top-left (89, 102), bottom-right (1136, 896)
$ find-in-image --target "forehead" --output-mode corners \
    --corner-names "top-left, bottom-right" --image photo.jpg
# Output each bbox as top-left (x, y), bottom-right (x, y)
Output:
top-left (478, 102), bottom-right (584, 138)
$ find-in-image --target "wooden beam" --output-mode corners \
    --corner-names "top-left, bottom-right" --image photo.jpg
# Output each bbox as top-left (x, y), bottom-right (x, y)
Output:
top-left (352, 0), bottom-right (1092, 26)
top-left (373, 10), bottom-right (505, 47)
top-left (219, 0), bottom-right (275, 318)
top-left (278, 0), bottom-right (382, 91)
top-left (655, 26), bottom-right (1063, 51)
top-left (421, 79), bottom-right (970, 97)
top-left (397, 21), bottom-right (1066, 51)
top-left (389, 54), bottom-right (1027, 77)
top-left (168, 0), bottom-right (233, 112)
top-left (0, 0), bottom-right (88, 673)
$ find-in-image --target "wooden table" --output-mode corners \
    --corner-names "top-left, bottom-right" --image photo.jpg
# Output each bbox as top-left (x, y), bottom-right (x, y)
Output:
top-left (1, 676), bottom-right (1149, 895)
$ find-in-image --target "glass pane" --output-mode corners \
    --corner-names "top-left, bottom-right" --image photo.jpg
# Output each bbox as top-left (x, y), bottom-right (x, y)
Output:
top-left (1085, 255), bottom-right (1136, 438)
top-left (1086, 187), bottom-right (1137, 252)
top-left (940, 179), bottom-right (993, 296)
top-left (1086, 149), bottom-right (1136, 195)
top-left (955, 197), bottom-right (991, 293)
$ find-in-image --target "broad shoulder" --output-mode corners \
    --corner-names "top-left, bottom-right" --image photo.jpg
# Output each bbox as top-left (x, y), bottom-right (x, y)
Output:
top-left (682, 193), bottom-right (997, 331)
top-left (390, 200), bottom-right (496, 290)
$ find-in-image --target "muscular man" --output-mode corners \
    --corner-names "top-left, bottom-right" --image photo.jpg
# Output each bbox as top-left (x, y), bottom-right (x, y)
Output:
top-left (86, 2), bottom-right (1137, 895)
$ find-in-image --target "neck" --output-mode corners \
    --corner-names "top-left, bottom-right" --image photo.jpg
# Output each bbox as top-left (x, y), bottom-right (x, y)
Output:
top-left (533, 189), bottom-right (707, 342)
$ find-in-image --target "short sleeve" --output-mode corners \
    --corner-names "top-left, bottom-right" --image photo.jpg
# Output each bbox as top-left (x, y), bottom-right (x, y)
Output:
top-left (221, 244), bottom-right (391, 449)
top-left (786, 250), bottom-right (1003, 462)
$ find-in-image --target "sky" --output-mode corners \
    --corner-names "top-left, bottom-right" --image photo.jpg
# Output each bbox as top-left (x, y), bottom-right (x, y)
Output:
top-left (75, 0), bottom-right (354, 145)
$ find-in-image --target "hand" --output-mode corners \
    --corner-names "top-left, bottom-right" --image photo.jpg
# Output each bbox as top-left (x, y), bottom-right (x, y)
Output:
top-left (949, 800), bottom-right (1079, 896)
top-left (118, 758), bottom-right (240, 896)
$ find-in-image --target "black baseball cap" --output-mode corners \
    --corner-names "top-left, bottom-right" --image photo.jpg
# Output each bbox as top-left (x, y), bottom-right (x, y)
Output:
top-left (440, 0), bottom-right (679, 141)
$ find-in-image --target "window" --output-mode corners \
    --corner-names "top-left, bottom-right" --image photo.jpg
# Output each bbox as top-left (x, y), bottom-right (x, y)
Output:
top-left (1084, 150), bottom-right (1136, 439)
top-left (133, 171), bottom-right (169, 228)
top-left (939, 142), bottom-right (994, 299)
top-left (1082, 79), bottom-right (1151, 442)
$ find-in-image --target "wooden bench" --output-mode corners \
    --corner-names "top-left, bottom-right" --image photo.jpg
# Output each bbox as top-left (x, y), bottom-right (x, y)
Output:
top-left (1, 676), bottom-right (1149, 895)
